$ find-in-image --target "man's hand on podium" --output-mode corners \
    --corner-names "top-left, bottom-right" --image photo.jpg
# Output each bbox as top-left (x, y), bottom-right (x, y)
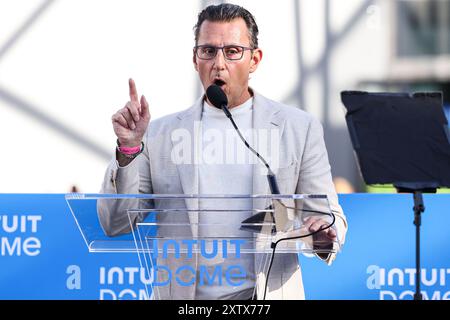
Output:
top-left (303, 216), bottom-right (336, 258)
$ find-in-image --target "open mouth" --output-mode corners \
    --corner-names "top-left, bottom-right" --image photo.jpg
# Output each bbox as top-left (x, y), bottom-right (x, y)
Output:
top-left (214, 79), bottom-right (226, 87)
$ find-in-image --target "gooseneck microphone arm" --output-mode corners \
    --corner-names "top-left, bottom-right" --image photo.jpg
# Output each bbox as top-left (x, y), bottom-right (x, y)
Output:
top-left (223, 109), bottom-right (280, 194)
top-left (206, 84), bottom-right (280, 194)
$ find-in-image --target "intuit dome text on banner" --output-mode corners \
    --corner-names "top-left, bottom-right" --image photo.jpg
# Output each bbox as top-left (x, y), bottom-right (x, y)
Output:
top-left (1, 215), bottom-right (42, 257)
top-left (367, 265), bottom-right (450, 300)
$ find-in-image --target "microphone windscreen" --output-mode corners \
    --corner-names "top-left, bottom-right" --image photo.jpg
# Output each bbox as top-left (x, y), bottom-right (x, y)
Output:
top-left (206, 84), bottom-right (228, 109)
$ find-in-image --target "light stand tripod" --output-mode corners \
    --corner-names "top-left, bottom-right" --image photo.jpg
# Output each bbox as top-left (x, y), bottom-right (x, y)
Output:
top-left (395, 183), bottom-right (438, 300)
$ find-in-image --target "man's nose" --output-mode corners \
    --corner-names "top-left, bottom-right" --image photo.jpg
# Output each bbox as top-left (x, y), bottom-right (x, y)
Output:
top-left (213, 49), bottom-right (226, 70)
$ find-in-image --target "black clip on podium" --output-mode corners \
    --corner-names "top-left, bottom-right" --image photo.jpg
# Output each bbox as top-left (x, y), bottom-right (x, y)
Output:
top-left (341, 91), bottom-right (450, 300)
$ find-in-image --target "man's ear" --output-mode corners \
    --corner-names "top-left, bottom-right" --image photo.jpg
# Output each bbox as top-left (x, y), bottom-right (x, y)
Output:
top-left (193, 49), bottom-right (199, 72)
top-left (249, 48), bottom-right (263, 73)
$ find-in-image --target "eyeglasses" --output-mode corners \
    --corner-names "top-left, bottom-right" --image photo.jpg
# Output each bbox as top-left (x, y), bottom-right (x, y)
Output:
top-left (194, 45), bottom-right (254, 61)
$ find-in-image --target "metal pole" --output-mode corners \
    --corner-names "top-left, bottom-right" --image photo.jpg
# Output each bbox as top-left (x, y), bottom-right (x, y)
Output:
top-left (413, 191), bottom-right (424, 300)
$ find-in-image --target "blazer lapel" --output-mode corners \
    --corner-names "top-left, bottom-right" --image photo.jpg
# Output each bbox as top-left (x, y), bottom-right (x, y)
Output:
top-left (252, 92), bottom-right (285, 197)
top-left (172, 96), bottom-right (203, 238)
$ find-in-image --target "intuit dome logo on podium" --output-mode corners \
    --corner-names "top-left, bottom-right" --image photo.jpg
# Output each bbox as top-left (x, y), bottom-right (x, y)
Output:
top-left (147, 239), bottom-right (249, 287)
top-left (367, 265), bottom-right (450, 300)
top-left (0, 215), bottom-right (42, 256)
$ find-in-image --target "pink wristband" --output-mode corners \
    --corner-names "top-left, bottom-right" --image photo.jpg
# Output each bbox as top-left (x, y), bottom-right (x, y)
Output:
top-left (118, 145), bottom-right (141, 155)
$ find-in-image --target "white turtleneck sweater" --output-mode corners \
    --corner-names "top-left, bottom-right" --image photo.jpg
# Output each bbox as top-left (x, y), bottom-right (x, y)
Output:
top-left (195, 97), bottom-right (256, 300)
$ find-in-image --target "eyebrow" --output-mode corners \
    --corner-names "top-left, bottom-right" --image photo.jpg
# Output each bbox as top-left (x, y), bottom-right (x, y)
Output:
top-left (196, 43), bottom-right (248, 47)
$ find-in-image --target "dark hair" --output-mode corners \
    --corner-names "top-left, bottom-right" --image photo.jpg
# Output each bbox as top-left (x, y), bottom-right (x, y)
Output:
top-left (194, 3), bottom-right (259, 48)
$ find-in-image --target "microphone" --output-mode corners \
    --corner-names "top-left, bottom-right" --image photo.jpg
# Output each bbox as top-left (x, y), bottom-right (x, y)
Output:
top-left (206, 85), bottom-right (232, 119)
top-left (206, 84), bottom-right (280, 195)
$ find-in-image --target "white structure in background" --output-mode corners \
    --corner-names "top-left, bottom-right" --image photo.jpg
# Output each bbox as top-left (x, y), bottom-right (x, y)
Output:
top-left (0, 0), bottom-right (448, 192)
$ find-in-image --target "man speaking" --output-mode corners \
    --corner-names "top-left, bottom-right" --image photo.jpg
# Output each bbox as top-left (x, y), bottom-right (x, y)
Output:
top-left (98, 3), bottom-right (347, 300)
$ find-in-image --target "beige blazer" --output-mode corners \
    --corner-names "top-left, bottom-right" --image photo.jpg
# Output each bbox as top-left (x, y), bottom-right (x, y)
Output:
top-left (98, 91), bottom-right (348, 300)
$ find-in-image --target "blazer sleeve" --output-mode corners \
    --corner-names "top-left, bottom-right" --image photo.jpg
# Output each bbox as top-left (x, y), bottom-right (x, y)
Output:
top-left (295, 116), bottom-right (348, 265)
top-left (97, 136), bottom-right (153, 237)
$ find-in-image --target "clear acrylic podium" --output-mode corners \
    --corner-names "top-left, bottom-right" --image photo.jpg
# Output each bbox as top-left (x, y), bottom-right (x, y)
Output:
top-left (66, 193), bottom-right (341, 300)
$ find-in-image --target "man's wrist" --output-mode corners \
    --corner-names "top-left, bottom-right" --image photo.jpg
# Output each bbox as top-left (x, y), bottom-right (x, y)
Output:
top-left (116, 139), bottom-right (144, 158)
top-left (116, 149), bottom-right (135, 167)
top-left (115, 139), bottom-right (144, 167)
top-left (117, 138), bottom-right (142, 148)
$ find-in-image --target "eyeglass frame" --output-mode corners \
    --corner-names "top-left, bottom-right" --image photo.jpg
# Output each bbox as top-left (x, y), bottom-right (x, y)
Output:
top-left (193, 44), bottom-right (255, 61)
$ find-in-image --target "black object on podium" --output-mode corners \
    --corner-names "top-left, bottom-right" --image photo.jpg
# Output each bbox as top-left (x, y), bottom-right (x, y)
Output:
top-left (341, 91), bottom-right (450, 300)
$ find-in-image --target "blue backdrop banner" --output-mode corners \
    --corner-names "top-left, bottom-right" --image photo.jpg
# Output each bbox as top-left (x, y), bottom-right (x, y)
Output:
top-left (0, 194), bottom-right (449, 300)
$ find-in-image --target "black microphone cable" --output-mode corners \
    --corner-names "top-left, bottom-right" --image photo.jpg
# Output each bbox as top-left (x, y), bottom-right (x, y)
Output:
top-left (262, 205), bottom-right (337, 300)
top-left (206, 84), bottom-right (280, 194)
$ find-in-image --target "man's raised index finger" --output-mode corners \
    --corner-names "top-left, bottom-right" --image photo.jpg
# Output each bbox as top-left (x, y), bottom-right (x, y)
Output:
top-left (129, 78), bottom-right (139, 102)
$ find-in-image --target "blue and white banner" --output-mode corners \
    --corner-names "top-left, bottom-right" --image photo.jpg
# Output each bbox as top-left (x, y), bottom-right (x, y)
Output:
top-left (0, 194), bottom-right (146, 300)
top-left (300, 194), bottom-right (450, 300)
top-left (0, 194), bottom-right (449, 300)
